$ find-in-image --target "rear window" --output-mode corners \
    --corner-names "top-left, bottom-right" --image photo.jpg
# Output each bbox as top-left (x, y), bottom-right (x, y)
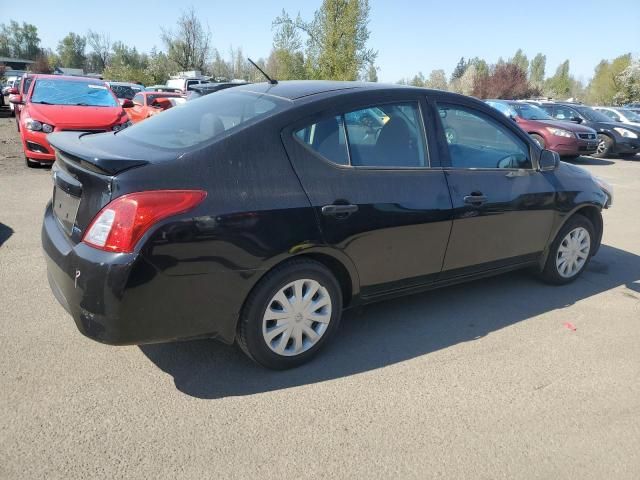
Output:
top-left (118, 91), bottom-right (287, 149)
top-left (110, 85), bottom-right (137, 100)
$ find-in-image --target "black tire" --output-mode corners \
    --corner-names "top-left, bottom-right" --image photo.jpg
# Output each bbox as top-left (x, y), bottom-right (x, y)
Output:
top-left (539, 214), bottom-right (595, 285)
top-left (593, 134), bottom-right (613, 158)
top-left (619, 153), bottom-right (637, 159)
top-left (25, 156), bottom-right (38, 168)
top-left (530, 133), bottom-right (545, 149)
top-left (237, 259), bottom-right (343, 370)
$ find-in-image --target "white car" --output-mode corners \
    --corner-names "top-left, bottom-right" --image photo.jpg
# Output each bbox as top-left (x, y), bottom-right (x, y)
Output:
top-left (593, 106), bottom-right (640, 128)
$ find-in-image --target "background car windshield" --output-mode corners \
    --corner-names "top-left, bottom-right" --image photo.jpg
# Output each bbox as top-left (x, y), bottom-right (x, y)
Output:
top-left (119, 91), bottom-right (286, 148)
top-left (621, 109), bottom-right (640, 121)
top-left (576, 106), bottom-right (611, 122)
top-left (110, 85), bottom-right (137, 99)
top-left (31, 79), bottom-right (118, 107)
top-left (512, 103), bottom-right (553, 120)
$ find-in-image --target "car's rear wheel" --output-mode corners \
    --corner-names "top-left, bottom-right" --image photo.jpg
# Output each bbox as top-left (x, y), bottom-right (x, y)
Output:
top-left (530, 133), bottom-right (545, 148)
top-left (237, 259), bottom-right (343, 369)
top-left (539, 214), bottom-right (594, 285)
top-left (593, 134), bottom-right (613, 158)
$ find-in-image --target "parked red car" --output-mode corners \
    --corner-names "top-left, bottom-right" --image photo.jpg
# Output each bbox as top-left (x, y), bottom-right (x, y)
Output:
top-left (485, 100), bottom-right (598, 158)
top-left (13, 73), bottom-right (35, 132)
top-left (10, 75), bottom-right (131, 167)
top-left (124, 91), bottom-right (184, 124)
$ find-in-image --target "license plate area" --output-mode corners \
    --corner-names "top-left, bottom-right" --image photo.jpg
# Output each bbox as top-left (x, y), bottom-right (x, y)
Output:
top-left (53, 186), bottom-right (81, 235)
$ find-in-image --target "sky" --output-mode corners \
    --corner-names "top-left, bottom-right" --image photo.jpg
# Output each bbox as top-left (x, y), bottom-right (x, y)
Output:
top-left (4, 0), bottom-right (639, 83)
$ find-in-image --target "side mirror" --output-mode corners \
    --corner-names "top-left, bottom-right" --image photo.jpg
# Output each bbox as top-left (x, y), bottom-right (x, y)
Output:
top-left (9, 94), bottom-right (23, 105)
top-left (539, 149), bottom-right (560, 171)
top-left (571, 117), bottom-right (583, 124)
top-left (121, 99), bottom-right (134, 108)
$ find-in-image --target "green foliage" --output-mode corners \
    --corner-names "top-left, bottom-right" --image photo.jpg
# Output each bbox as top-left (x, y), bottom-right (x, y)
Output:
top-left (0, 21), bottom-right (42, 59)
top-left (450, 57), bottom-right (468, 82)
top-left (366, 63), bottom-right (378, 82)
top-left (57, 32), bottom-right (86, 69)
top-left (585, 54), bottom-right (632, 105)
top-left (425, 69), bottom-right (448, 90)
top-left (274, 0), bottom-right (377, 81)
top-left (613, 59), bottom-right (640, 104)
top-left (161, 7), bottom-right (211, 71)
top-left (544, 60), bottom-right (571, 98)
top-left (529, 53), bottom-right (546, 87)
top-left (510, 49), bottom-right (528, 75)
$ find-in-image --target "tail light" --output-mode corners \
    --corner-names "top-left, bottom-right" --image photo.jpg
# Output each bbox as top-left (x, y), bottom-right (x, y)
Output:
top-left (83, 190), bottom-right (207, 253)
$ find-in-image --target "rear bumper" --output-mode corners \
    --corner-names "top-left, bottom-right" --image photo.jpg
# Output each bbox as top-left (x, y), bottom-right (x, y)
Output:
top-left (42, 202), bottom-right (249, 345)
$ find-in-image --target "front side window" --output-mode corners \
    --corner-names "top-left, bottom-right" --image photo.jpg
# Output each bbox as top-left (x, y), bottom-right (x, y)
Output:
top-left (31, 79), bottom-right (118, 107)
top-left (438, 104), bottom-right (531, 169)
top-left (132, 94), bottom-right (144, 106)
top-left (294, 102), bottom-right (428, 168)
top-left (553, 106), bottom-right (580, 121)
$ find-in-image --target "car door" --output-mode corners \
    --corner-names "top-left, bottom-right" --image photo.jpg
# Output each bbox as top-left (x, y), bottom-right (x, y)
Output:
top-left (283, 95), bottom-right (453, 298)
top-left (433, 98), bottom-right (556, 276)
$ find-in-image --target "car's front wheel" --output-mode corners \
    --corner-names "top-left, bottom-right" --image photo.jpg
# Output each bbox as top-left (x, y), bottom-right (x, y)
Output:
top-left (540, 214), bottom-right (594, 285)
top-left (237, 259), bottom-right (343, 369)
top-left (593, 134), bottom-right (613, 158)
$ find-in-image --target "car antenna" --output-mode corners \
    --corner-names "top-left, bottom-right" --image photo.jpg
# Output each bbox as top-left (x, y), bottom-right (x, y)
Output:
top-left (248, 58), bottom-right (277, 85)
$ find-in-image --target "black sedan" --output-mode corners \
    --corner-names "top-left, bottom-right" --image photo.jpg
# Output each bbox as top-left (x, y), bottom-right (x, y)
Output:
top-left (42, 81), bottom-right (613, 369)
top-left (539, 102), bottom-right (640, 158)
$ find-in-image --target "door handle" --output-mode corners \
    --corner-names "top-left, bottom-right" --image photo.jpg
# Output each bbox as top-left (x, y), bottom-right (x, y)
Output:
top-left (321, 204), bottom-right (359, 216)
top-left (463, 194), bottom-right (488, 205)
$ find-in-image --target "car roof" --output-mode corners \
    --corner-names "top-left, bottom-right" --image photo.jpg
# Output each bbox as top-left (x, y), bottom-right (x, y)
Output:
top-left (142, 91), bottom-right (180, 96)
top-left (32, 74), bottom-right (105, 83)
top-left (232, 80), bottom-right (403, 101)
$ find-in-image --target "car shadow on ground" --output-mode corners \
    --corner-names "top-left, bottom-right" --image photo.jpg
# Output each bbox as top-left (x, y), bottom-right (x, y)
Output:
top-left (140, 244), bottom-right (640, 399)
top-left (569, 156), bottom-right (616, 166)
top-left (0, 222), bottom-right (13, 247)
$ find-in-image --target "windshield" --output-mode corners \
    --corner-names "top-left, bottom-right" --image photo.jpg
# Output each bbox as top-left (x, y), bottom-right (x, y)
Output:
top-left (31, 79), bottom-right (118, 107)
top-left (119, 90), bottom-right (288, 149)
top-left (620, 109), bottom-right (640, 122)
top-left (511, 103), bottom-right (553, 120)
top-left (110, 85), bottom-right (137, 100)
top-left (575, 106), bottom-right (611, 123)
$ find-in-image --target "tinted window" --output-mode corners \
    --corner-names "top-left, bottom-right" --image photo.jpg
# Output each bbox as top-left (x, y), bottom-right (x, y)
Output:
top-left (31, 79), bottom-right (118, 107)
top-left (22, 77), bottom-right (33, 95)
top-left (438, 104), bottom-right (531, 169)
top-left (132, 94), bottom-right (144, 106)
top-left (600, 109), bottom-right (620, 121)
top-left (295, 102), bottom-right (428, 168)
top-left (295, 116), bottom-right (349, 165)
top-left (511, 103), bottom-right (553, 120)
top-left (575, 106), bottom-right (613, 123)
top-left (119, 91), bottom-right (285, 149)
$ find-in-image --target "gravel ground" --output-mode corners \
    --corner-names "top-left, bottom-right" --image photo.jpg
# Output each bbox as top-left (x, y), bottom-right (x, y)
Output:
top-left (0, 103), bottom-right (639, 479)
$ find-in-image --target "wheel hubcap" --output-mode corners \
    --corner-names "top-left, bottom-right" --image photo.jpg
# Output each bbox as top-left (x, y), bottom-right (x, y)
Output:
top-left (262, 279), bottom-right (332, 357)
top-left (556, 227), bottom-right (590, 278)
top-left (597, 136), bottom-right (607, 154)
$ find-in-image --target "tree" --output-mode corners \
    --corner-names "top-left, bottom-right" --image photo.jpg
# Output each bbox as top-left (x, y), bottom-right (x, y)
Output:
top-left (366, 63), bottom-right (378, 82)
top-left (86, 30), bottom-right (111, 72)
top-left (161, 7), bottom-right (211, 71)
top-left (274, 0), bottom-right (377, 81)
top-left (30, 54), bottom-right (52, 74)
top-left (474, 62), bottom-right (531, 99)
top-left (57, 32), bottom-right (86, 69)
top-left (145, 48), bottom-right (177, 85)
top-left (510, 49), bottom-right (529, 75)
top-left (450, 57), bottom-right (468, 82)
top-left (425, 69), bottom-right (448, 90)
top-left (586, 54), bottom-right (632, 105)
top-left (529, 53), bottom-right (546, 88)
top-left (614, 58), bottom-right (640, 105)
top-left (458, 64), bottom-right (477, 96)
top-left (269, 10), bottom-right (306, 80)
top-left (0, 21), bottom-right (41, 59)
top-left (545, 60), bottom-right (572, 98)
top-left (409, 72), bottom-right (426, 87)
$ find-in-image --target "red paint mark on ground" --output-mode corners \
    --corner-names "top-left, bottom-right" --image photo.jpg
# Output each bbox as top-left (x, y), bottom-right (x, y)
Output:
top-left (563, 322), bottom-right (577, 331)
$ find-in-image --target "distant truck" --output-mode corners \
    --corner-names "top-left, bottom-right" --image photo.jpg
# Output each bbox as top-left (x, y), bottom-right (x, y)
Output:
top-left (166, 71), bottom-right (211, 93)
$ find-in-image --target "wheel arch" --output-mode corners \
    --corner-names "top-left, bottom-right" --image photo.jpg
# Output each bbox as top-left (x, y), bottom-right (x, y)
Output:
top-left (538, 204), bottom-right (603, 270)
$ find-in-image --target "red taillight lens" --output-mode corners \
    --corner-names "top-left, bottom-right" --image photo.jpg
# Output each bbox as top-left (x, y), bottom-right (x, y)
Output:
top-left (83, 190), bottom-right (207, 253)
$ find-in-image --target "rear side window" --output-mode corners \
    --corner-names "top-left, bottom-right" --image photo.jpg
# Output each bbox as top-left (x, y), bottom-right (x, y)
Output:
top-left (119, 91), bottom-right (286, 149)
top-left (438, 104), bottom-right (531, 169)
top-left (132, 93), bottom-right (144, 106)
top-left (295, 102), bottom-right (428, 168)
